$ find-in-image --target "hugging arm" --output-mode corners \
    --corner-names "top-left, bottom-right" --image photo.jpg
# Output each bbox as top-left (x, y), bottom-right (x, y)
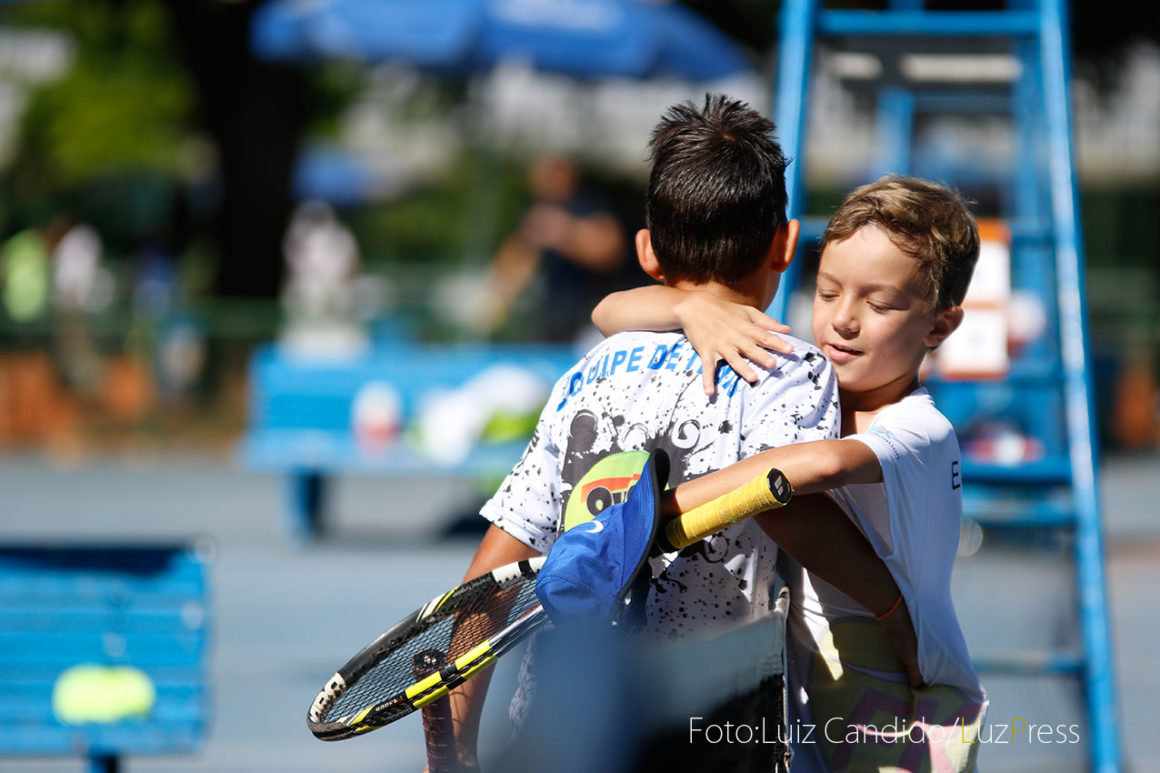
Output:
top-left (757, 494), bottom-right (923, 688)
top-left (592, 286), bottom-right (791, 395)
top-left (660, 441), bottom-right (923, 687)
top-left (662, 438), bottom-right (882, 519)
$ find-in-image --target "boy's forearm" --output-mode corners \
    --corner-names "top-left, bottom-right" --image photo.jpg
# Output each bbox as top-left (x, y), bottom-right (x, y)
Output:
top-left (448, 669), bottom-right (494, 768)
top-left (591, 285), bottom-right (686, 335)
top-left (460, 524), bottom-right (541, 585)
top-left (756, 495), bottom-right (899, 617)
top-left (450, 524), bottom-right (541, 758)
top-left (759, 495), bottom-right (922, 687)
top-left (664, 439), bottom-right (881, 517)
top-left (759, 494), bottom-right (923, 687)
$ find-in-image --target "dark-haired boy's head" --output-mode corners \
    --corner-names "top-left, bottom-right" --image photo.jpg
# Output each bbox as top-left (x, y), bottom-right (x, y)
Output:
top-left (646, 95), bottom-right (789, 285)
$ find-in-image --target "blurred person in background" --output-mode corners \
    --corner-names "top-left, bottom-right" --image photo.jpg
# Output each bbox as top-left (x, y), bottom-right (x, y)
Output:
top-left (51, 220), bottom-right (109, 395)
top-left (1, 217), bottom-right (63, 328)
top-left (52, 221), bottom-right (105, 314)
top-left (0, 216), bottom-right (75, 447)
top-left (482, 154), bottom-right (629, 344)
top-left (131, 242), bottom-right (178, 319)
top-left (279, 199), bottom-right (367, 357)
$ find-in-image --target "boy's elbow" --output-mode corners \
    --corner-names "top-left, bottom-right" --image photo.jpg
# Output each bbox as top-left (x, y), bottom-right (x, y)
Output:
top-left (795, 440), bottom-right (855, 493)
top-left (590, 295), bottom-right (617, 334)
top-left (815, 447), bottom-right (851, 490)
top-left (823, 439), bottom-right (881, 488)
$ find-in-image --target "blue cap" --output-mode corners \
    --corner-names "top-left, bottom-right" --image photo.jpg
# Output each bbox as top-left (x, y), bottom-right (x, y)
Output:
top-left (536, 449), bottom-right (668, 625)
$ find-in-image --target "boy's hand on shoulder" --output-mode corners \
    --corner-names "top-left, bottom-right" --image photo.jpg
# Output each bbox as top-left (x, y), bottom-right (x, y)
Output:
top-left (674, 291), bottom-right (792, 395)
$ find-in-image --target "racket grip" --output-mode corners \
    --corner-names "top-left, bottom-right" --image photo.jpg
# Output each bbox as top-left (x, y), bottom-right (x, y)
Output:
top-left (661, 468), bottom-right (792, 552)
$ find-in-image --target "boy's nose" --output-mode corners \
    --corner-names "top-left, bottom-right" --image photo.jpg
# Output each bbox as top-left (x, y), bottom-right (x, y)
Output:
top-left (831, 306), bottom-right (859, 336)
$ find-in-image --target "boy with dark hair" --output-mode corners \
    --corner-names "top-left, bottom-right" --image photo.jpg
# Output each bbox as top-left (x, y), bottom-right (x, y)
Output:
top-left (448, 96), bottom-right (914, 768)
top-left (594, 174), bottom-right (988, 771)
top-left (645, 98), bottom-right (789, 285)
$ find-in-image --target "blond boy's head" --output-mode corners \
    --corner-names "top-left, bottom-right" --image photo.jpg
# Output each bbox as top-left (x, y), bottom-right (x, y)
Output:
top-left (823, 176), bottom-right (979, 312)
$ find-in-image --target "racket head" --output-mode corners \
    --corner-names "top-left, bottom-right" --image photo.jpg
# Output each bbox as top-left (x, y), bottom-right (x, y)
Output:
top-left (413, 650), bottom-right (457, 773)
top-left (307, 556), bottom-right (547, 741)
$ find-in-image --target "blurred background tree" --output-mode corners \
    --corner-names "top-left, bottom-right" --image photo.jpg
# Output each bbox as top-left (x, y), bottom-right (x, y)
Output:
top-left (0, 0), bottom-right (1154, 453)
top-left (0, 0), bottom-right (1155, 398)
top-left (3, 0), bottom-right (193, 257)
top-left (1, 0), bottom-right (1156, 304)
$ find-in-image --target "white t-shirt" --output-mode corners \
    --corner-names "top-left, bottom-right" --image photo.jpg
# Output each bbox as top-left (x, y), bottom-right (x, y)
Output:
top-left (783, 388), bottom-right (986, 773)
top-left (483, 330), bottom-right (840, 637)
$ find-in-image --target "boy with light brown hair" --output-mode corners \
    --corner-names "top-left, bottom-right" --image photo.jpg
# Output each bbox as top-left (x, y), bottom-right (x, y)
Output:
top-left (595, 175), bottom-right (988, 772)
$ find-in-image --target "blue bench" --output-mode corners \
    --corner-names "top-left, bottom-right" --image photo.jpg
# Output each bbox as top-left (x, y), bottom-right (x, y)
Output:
top-left (0, 544), bottom-right (212, 773)
top-left (238, 341), bottom-right (578, 541)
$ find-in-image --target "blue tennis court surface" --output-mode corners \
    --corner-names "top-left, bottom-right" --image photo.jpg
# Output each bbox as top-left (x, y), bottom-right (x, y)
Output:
top-left (1, 453), bottom-right (1156, 771)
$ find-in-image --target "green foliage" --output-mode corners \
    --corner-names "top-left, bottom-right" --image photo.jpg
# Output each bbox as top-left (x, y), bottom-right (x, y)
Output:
top-left (6, 0), bottom-right (193, 210)
top-left (301, 61), bottom-right (366, 140)
top-left (24, 55), bottom-right (191, 184)
top-left (346, 150), bottom-right (532, 268)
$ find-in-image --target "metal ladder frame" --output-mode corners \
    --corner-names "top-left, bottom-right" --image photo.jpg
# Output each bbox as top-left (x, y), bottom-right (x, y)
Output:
top-left (768, 2), bottom-right (1121, 770)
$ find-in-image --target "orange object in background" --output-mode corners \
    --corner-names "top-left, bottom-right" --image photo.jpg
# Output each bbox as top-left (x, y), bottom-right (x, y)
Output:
top-left (932, 219), bottom-right (1012, 381)
top-left (99, 356), bottom-right (156, 424)
top-left (1113, 362), bottom-right (1160, 451)
top-left (0, 352), bottom-right (79, 448)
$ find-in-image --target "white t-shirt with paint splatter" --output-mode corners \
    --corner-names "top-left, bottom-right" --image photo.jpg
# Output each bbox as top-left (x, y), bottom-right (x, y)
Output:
top-left (481, 330), bottom-right (839, 722)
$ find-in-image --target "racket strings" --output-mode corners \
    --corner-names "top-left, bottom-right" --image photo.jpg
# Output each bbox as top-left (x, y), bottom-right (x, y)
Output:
top-left (323, 577), bottom-right (540, 722)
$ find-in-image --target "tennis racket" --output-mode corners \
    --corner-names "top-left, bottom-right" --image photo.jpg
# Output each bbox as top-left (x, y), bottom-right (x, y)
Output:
top-left (657, 467), bottom-right (792, 553)
top-left (412, 650), bottom-right (458, 772)
top-left (306, 465), bottom-right (792, 748)
top-left (307, 557), bottom-right (547, 745)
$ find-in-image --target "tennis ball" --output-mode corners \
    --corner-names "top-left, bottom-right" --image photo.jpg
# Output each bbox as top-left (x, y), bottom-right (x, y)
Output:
top-left (52, 664), bottom-right (156, 724)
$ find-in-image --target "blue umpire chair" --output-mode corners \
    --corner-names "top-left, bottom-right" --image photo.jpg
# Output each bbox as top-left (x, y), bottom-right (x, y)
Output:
top-left (769, 1), bottom-right (1120, 770)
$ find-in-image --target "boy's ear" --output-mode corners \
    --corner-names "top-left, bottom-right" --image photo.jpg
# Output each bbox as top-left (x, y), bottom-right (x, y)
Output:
top-left (924, 305), bottom-right (964, 349)
top-left (636, 229), bottom-right (665, 282)
top-left (767, 219), bottom-right (800, 273)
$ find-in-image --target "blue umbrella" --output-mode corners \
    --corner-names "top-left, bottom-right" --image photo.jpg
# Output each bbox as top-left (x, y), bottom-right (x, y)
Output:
top-left (252, 0), bottom-right (751, 82)
top-left (291, 146), bottom-right (408, 207)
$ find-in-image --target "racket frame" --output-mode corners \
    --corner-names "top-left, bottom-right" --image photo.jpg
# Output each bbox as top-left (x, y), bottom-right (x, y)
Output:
top-left (307, 556), bottom-right (547, 741)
